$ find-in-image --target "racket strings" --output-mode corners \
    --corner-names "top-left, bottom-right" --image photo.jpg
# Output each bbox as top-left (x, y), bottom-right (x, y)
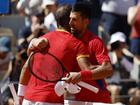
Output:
top-left (28, 52), bottom-right (67, 82)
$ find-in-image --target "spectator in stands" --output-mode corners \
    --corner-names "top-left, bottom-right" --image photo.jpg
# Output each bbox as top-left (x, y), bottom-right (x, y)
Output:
top-left (5, 40), bottom-right (29, 105)
top-left (16, 0), bottom-right (43, 26)
top-left (16, 0), bottom-right (46, 45)
top-left (100, 0), bottom-right (135, 45)
top-left (17, 11), bottom-right (47, 46)
top-left (42, 0), bottom-right (58, 31)
top-left (107, 32), bottom-right (136, 104)
top-left (127, 1), bottom-right (140, 104)
top-left (0, 37), bottom-right (29, 105)
top-left (26, 11), bottom-right (47, 42)
top-left (0, 36), bottom-right (13, 82)
top-left (128, 0), bottom-right (140, 64)
top-left (0, 36), bottom-right (14, 105)
top-left (3, 39), bottom-right (29, 105)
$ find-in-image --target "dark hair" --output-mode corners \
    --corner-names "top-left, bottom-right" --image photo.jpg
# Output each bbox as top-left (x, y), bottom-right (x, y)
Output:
top-left (35, 11), bottom-right (45, 24)
top-left (110, 41), bottom-right (121, 51)
top-left (55, 4), bottom-right (72, 31)
top-left (71, 1), bottom-right (91, 19)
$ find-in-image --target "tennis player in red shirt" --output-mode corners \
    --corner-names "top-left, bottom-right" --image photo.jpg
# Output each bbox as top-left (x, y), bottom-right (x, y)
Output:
top-left (66, 2), bottom-right (113, 103)
top-left (18, 4), bottom-right (104, 105)
top-left (28, 2), bottom-right (113, 104)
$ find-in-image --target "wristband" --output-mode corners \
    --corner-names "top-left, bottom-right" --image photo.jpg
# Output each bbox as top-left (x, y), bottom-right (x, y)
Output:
top-left (80, 70), bottom-right (92, 81)
top-left (17, 84), bottom-right (27, 96)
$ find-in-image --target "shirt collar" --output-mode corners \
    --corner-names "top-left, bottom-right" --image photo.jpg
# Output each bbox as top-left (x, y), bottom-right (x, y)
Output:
top-left (56, 29), bottom-right (70, 34)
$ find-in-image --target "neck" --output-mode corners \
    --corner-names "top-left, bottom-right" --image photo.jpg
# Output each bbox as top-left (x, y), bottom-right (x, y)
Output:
top-left (77, 29), bottom-right (86, 39)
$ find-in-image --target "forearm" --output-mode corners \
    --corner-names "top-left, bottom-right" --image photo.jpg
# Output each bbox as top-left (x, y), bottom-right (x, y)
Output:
top-left (18, 58), bottom-right (31, 103)
top-left (128, 6), bottom-right (139, 25)
top-left (66, 61), bottom-right (113, 84)
top-left (17, 84), bottom-right (27, 104)
top-left (80, 61), bottom-right (113, 81)
top-left (77, 57), bottom-right (113, 80)
top-left (90, 61), bottom-right (113, 80)
top-left (19, 59), bottom-right (31, 85)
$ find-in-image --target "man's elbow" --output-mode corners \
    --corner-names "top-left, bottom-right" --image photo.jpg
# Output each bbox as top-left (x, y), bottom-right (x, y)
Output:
top-left (107, 64), bottom-right (113, 77)
top-left (103, 62), bottom-right (113, 77)
top-left (127, 18), bottom-right (134, 26)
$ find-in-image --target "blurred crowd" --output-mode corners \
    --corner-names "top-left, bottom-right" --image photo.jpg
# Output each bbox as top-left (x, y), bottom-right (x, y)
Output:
top-left (0, 0), bottom-right (140, 105)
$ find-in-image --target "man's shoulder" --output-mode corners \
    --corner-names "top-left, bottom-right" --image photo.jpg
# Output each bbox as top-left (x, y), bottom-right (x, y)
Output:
top-left (86, 30), bottom-right (100, 39)
top-left (87, 31), bottom-right (106, 48)
top-left (42, 31), bottom-right (83, 44)
top-left (89, 33), bottom-right (104, 43)
top-left (42, 31), bottom-right (57, 37)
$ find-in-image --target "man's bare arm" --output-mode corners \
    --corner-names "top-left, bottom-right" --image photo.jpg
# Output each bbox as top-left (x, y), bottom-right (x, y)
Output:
top-left (65, 57), bottom-right (113, 84)
top-left (128, 3), bottom-right (140, 25)
top-left (17, 53), bottom-right (34, 104)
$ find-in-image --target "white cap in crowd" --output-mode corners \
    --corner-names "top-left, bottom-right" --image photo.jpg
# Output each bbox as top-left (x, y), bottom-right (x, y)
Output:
top-left (109, 32), bottom-right (126, 44)
top-left (29, 0), bottom-right (42, 8)
top-left (42, 0), bottom-right (56, 9)
top-left (17, 0), bottom-right (43, 15)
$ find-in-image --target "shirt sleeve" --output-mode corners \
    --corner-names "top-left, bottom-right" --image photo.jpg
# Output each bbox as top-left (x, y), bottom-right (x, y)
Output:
top-left (76, 42), bottom-right (90, 60)
top-left (89, 37), bottom-right (110, 64)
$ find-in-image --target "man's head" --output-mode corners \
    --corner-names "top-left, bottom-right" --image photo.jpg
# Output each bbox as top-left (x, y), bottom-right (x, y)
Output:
top-left (42, 0), bottom-right (57, 11)
top-left (69, 2), bottom-right (91, 38)
top-left (55, 4), bottom-right (72, 32)
top-left (0, 36), bottom-right (11, 53)
top-left (17, 0), bottom-right (43, 16)
top-left (0, 36), bottom-right (11, 59)
top-left (109, 32), bottom-right (127, 51)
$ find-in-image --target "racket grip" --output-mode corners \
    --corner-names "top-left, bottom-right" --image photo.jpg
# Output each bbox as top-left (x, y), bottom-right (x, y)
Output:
top-left (77, 81), bottom-right (99, 93)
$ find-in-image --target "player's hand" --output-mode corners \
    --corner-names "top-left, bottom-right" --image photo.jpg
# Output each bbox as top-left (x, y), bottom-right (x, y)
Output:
top-left (27, 38), bottom-right (48, 55)
top-left (62, 72), bottom-right (81, 84)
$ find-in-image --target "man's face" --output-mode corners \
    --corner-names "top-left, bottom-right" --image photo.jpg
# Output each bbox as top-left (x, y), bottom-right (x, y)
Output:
top-left (47, 4), bottom-right (57, 13)
top-left (69, 12), bottom-right (88, 38)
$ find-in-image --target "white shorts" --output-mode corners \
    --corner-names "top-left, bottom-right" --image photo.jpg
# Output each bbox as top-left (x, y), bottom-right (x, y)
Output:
top-left (64, 100), bottom-right (124, 105)
top-left (22, 99), bottom-right (123, 105)
top-left (22, 99), bottom-right (63, 105)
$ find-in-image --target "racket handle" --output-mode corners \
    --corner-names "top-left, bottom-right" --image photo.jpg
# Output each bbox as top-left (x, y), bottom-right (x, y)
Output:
top-left (78, 81), bottom-right (99, 93)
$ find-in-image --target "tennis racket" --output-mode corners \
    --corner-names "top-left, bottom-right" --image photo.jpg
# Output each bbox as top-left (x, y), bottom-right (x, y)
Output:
top-left (28, 52), bottom-right (68, 82)
top-left (27, 52), bottom-right (99, 93)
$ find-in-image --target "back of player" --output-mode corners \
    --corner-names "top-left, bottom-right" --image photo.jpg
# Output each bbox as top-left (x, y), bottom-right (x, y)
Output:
top-left (24, 30), bottom-right (89, 103)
